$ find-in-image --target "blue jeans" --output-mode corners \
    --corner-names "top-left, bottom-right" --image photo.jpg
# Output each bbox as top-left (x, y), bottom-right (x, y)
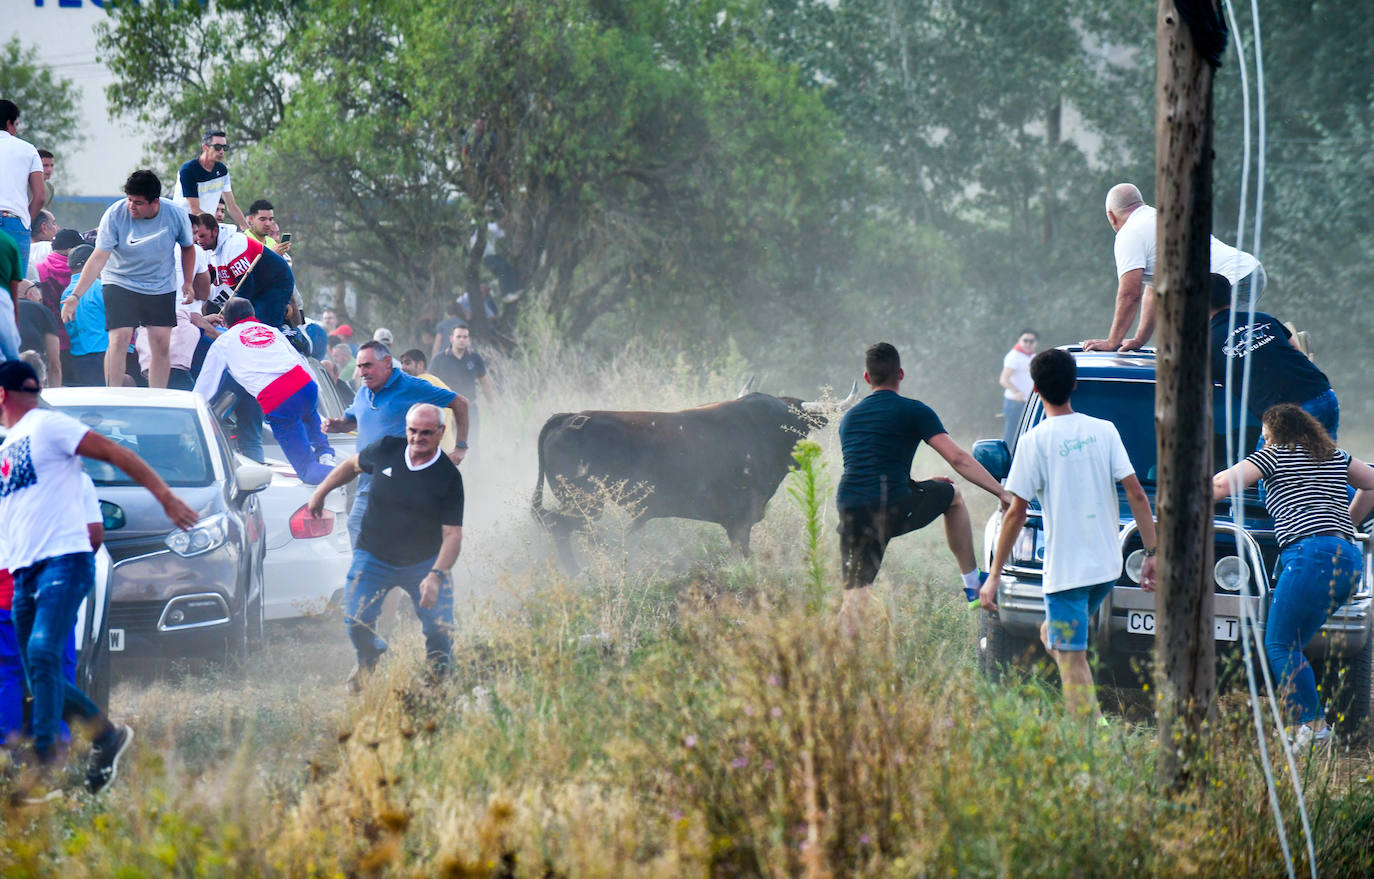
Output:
top-left (11, 553), bottom-right (104, 758)
top-left (219, 374), bottom-right (264, 462)
top-left (343, 549), bottom-right (453, 674)
top-left (1300, 389), bottom-right (1339, 441)
top-left (0, 216), bottom-right (31, 278)
top-left (264, 382), bottom-right (334, 484)
top-left (347, 474), bottom-right (371, 545)
top-left (1266, 536), bottom-right (1361, 724)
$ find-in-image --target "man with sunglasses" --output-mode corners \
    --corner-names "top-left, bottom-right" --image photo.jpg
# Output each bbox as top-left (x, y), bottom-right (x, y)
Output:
top-left (177, 131), bottom-right (249, 230)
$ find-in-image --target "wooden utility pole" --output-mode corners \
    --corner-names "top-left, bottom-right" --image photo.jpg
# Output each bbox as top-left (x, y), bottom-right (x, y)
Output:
top-left (1153, 0), bottom-right (1221, 793)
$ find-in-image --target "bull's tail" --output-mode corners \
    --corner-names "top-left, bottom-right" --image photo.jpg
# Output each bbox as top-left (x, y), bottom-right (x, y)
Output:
top-left (531, 415), bottom-right (564, 527)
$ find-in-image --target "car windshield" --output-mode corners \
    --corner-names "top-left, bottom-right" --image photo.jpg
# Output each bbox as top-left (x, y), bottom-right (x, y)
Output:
top-left (56, 406), bottom-right (215, 487)
top-left (1034, 380), bottom-right (1261, 485)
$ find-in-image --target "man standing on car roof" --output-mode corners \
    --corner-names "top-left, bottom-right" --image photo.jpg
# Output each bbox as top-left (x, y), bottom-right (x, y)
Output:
top-left (0, 360), bottom-right (197, 800)
top-left (193, 297), bottom-right (336, 485)
top-left (980, 348), bottom-right (1158, 720)
top-left (308, 403), bottom-right (464, 691)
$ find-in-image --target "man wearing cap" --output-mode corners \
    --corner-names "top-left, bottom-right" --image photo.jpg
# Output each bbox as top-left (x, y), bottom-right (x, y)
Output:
top-left (0, 100), bottom-right (45, 279)
top-left (60, 170), bottom-right (196, 389)
top-left (59, 245), bottom-right (108, 386)
top-left (0, 360), bottom-right (197, 798)
top-left (323, 341), bottom-right (470, 543)
top-left (194, 297), bottom-right (336, 483)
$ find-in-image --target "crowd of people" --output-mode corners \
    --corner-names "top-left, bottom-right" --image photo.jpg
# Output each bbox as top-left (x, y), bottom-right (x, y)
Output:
top-left (0, 98), bottom-right (497, 802)
top-left (0, 81), bottom-right (1370, 805)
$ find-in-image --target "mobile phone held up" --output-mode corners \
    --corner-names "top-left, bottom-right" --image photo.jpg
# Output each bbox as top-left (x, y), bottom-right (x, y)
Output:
top-left (281, 232), bottom-right (292, 243)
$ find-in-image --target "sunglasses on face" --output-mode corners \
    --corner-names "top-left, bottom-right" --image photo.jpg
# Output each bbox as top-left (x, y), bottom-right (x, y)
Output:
top-left (209, 143), bottom-right (229, 152)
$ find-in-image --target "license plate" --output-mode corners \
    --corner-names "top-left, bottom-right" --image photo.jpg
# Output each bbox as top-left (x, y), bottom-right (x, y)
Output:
top-left (108, 628), bottom-right (125, 652)
top-left (1126, 611), bottom-right (1238, 642)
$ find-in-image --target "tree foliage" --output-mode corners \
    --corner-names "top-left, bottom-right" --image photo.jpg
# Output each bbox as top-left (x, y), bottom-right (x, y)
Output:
top-left (0, 36), bottom-right (84, 155)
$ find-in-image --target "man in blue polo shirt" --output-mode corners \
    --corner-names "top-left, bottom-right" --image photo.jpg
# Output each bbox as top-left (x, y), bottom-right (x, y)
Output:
top-left (323, 340), bottom-right (470, 543)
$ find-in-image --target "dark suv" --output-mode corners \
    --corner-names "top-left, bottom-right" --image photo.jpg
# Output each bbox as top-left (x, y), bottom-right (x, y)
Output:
top-left (973, 349), bottom-right (1373, 732)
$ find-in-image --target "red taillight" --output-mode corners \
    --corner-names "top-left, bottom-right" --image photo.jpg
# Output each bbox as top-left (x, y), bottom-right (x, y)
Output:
top-left (289, 504), bottom-right (334, 539)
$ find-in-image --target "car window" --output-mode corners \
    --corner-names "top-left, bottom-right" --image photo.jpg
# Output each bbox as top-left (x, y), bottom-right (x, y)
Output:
top-left (1026, 379), bottom-right (1263, 485)
top-left (58, 406), bottom-right (215, 487)
top-left (308, 359), bottom-right (344, 419)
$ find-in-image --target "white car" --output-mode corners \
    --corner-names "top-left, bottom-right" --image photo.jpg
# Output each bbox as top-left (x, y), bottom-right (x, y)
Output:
top-left (254, 359), bottom-right (357, 621)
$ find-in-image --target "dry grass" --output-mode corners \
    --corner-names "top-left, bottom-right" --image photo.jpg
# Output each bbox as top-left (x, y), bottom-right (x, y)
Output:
top-left (3, 339), bottom-right (1374, 877)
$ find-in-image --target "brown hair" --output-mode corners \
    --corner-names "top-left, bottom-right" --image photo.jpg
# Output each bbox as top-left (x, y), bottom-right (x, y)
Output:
top-left (1261, 403), bottom-right (1336, 461)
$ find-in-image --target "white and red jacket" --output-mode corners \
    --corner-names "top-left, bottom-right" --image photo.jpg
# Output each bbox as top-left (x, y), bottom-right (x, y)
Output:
top-left (207, 228), bottom-right (265, 305)
top-left (192, 319), bottom-right (315, 414)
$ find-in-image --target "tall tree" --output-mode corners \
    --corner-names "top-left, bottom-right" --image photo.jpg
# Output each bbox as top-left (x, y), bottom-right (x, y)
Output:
top-left (0, 36), bottom-right (84, 154)
top-left (97, 0), bottom-right (849, 347)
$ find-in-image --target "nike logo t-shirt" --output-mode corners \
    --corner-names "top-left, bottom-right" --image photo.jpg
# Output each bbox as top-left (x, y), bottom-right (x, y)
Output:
top-left (94, 197), bottom-right (195, 295)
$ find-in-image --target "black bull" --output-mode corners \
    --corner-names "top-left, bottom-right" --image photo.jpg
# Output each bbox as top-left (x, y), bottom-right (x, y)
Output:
top-left (531, 390), bottom-right (849, 566)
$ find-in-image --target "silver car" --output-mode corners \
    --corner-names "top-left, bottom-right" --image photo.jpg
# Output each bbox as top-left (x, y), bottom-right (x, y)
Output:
top-left (45, 388), bottom-right (272, 662)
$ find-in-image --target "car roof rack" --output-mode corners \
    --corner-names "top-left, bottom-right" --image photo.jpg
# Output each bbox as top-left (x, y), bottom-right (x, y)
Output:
top-left (1059, 345), bottom-right (1157, 355)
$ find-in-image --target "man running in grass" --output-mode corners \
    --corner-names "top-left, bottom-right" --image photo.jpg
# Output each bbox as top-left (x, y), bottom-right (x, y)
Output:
top-left (837, 342), bottom-right (1011, 636)
top-left (980, 348), bottom-right (1157, 718)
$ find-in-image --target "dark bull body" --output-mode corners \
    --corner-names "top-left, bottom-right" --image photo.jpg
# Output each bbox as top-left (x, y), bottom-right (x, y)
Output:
top-left (531, 392), bottom-right (830, 566)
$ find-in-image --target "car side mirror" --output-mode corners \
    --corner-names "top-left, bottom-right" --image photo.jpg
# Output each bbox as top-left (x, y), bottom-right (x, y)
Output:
top-left (235, 462), bottom-right (273, 495)
top-left (100, 500), bottom-right (126, 531)
top-left (972, 439), bottom-right (1011, 481)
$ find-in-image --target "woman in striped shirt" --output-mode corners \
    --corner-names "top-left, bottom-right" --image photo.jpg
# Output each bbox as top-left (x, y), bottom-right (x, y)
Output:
top-left (1212, 403), bottom-right (1374, 746)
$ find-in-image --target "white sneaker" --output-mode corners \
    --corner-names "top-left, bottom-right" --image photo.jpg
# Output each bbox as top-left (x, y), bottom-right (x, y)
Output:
top-left (1291, 724), bottom-right (1333, 751)
top-left (318, 453), bottom-right (338, 467)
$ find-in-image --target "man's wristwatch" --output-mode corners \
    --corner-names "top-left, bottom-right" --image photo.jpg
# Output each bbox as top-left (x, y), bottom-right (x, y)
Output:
top-left (455, 441), bottom-right (469, 450)
top-left (1142, 547), bottom-right (1157, 558)
top-left (428, 569), bottom-right (450, 584)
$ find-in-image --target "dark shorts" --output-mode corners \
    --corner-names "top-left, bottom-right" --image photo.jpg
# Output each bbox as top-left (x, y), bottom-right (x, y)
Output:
top-left (104, 284), bottom-right (176, 330)
top-left (838, 479), bottom-right (955, 589)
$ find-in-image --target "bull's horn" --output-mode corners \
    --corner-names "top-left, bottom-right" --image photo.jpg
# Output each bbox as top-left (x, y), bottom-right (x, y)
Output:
top-left (737, 375), bottom-right (757, 399)
top-left (801, 381), bottom-right (860, 413)
top-left (837, 380), bottom-right (860, 410)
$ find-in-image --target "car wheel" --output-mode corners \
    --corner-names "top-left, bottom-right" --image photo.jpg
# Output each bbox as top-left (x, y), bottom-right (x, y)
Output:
top-left (1318, 636), bottom-right (1373, 743)
top-left (977, 612), bottom-right (1043, 682)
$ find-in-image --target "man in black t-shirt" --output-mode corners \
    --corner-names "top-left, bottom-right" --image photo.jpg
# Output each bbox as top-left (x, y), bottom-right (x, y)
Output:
top-left (307, 403), bottom-right (464, 688)
top-left (1208, 273), bottom-right (1338, 439)
top-left (16, 280), bottom-right (61, 386)
top-left (430, 322), bottom-right (494, 445)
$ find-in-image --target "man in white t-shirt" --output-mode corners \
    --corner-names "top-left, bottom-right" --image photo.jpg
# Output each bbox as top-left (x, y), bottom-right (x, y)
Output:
top-left (1084, 182), bottom-right (1267, 352)
top-left (0, 360), bottom-right (197, 798)
top-left (0, 101), bottom-right (45, 279)
top-left (998, 328), bottom-right (1037, 447)
top-left (979, 348), bottom-right (1158, 719)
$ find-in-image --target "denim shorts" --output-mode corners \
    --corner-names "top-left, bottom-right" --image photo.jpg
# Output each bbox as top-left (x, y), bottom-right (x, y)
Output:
top-left (1043, 581), bottom-right (1115, 652)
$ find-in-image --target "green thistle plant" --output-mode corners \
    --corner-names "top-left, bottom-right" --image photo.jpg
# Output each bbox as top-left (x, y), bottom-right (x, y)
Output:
top-left (786, 438), bottom-right (831, 611)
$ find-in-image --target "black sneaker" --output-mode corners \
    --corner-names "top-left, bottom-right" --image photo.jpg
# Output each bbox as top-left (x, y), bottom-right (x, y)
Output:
top-left (86, 724), bottom-right (133, 794)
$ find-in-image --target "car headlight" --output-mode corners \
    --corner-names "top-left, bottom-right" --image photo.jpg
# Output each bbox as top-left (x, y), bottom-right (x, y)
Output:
top-left (1011, 526), bottom-right (1042, 564)
top-left (1125, 549), bottom-right (1147, 583)
top-left (165, 513), bottom-right (229, 557)
top-left (1213, 555), bottom-right (1249, 592)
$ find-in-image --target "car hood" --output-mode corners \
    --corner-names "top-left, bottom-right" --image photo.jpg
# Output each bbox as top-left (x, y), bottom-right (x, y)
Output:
top-left (96, 484), bottom-right (224, 543)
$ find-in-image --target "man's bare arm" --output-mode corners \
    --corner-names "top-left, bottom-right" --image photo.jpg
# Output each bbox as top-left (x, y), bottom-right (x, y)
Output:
top-left (1084, 268), bottom-right (1144, 351)
top-left (27, 170), bottom-right (44, 221)
top-left (307, 455), bottom-right (363, 516)
top-left (75, 431), bottom-right (198, 530)
top-left (927, 432), bottom-right (1011, 504)
top-left (222, 192), bottom-right (250, 230)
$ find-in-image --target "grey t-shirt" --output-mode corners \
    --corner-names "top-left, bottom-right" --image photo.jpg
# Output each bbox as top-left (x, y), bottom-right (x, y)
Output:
top-left (95, 198), bottom-right (194, 295)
